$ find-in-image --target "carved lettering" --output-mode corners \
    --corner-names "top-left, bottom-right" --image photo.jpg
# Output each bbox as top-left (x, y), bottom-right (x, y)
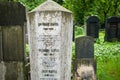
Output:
top-left (38, 23), bottom-right (58, 26)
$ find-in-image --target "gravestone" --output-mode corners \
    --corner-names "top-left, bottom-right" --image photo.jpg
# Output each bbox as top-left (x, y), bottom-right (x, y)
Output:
top-left (0, 2), bottom-right (26, 80)
top-left (86, 16), bottom-right (99, 38)
top-left (74, 36), bottom-right (96, 80)
top-left (28, 0), bottom-right (73, 80)
top-left (105, 16), bottom-right (120, 41)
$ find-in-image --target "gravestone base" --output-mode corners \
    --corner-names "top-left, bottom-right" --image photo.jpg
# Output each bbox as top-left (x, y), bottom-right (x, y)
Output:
top-left (0, 62), bottom-right (24, 80)
top-left (74, 58), bottom-right (97, 80)
top-left (74, 65), bottom-right (96, 80)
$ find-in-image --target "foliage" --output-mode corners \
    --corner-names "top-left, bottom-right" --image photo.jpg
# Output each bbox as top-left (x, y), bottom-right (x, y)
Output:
top-left (74, 25), bottom-right (85, 38)
top-left (95, 41), bottom-right (120, 80)
top-left (63, 0), bottom-right (120, 26)
top-left (53, 0), bottom-right (63, 5)
top-left (1, 0), bottom-right (120, 26)
top-left (94, 30), bottom-right (120, 80)
top-left (1, 0), bottom-right (63, 10)
top-left (63, 0), bottom-right (94, 26)
top-left (25, 44), bottom-right (30, 56)
top-left (92, 0), bottom-right (120, 24)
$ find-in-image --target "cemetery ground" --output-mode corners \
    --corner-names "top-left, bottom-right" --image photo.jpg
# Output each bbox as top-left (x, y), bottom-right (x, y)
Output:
top-left (71, 26), bottom-right (120, 80)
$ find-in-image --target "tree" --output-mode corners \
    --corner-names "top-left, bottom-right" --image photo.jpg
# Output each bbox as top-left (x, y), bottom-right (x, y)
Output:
top-left (63, 0), bottom-right (94, 26)
top-left (92, 0), bottom-right (120, 24)
top-left (1, 0), bottom-right (120, 26)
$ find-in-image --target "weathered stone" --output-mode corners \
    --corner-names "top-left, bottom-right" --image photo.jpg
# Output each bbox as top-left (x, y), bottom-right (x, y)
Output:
top-left (86, 16), bottom-right (99, 38)
top-left (28, 0), bottom-right (73, 80)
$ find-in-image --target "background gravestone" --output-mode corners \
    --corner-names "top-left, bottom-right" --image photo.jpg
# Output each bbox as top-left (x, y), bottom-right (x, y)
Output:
top-left (105, 16), bottom-right (120, 41)
top-left (28, 0), bottom-right (73, 80)
top-left (86, 16), bottom-right (99, 38)
top-left (0, 2), bottom-right (26, 80)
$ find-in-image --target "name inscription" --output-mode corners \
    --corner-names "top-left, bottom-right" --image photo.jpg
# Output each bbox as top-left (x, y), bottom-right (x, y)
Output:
top-left (38, 23), bottom-right (58, 26)
top-left (37, 22), bottom-right (60, 80)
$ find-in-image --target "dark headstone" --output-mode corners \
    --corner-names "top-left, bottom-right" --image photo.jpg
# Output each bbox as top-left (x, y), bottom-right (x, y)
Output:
top-left (86, 16), bottom-right (99, 38)
top-left (0, 2), bottom-right (26, 61)
top-left (75, 36), bottom-right (94, 59)
top-left (105, 16), bottom-right (120, 41)
top-left (0, 2), bottom-right (26, 26)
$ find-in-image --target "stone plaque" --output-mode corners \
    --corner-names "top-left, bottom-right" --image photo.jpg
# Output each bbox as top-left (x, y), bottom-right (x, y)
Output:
top-left (75, 36), bottom-right (94, 58)
top-left (36, 12), bottom-right (61, 80)
top-left (28, 1), bottom-right (73, 80)
top-left (86, 16), bottom-right (99, 38)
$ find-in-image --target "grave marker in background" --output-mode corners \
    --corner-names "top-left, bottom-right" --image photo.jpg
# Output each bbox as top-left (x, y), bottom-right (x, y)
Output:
top-left (86, 16), bottom-right (99, 38)
top-left (28, 0), bottom-right (73, 80)
top-left (105, 16), bottom-right (120, 41)
top-left (0, 2), bottom-right (26, 80)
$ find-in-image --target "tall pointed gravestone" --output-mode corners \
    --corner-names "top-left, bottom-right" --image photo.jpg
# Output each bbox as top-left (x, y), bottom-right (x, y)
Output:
top-left (0, 2), bottom-right (26, 80)
top-left (28, 0), bottom-right (73, 80)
